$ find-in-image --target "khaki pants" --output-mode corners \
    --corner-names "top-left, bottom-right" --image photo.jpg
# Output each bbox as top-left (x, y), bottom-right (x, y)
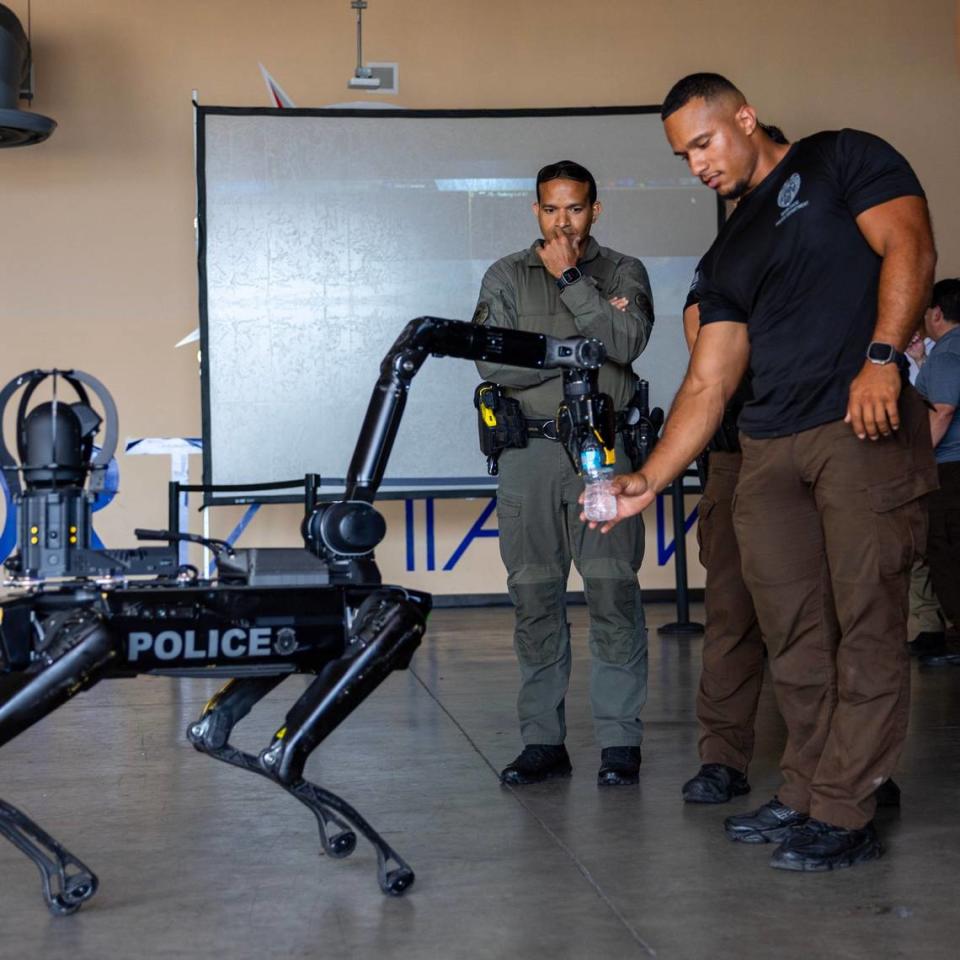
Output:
top-left (695, 451), bottom-right (765, 773)
top-left (733, 385), bottom-right (937, 829)
top-left (496, 437), bottom-right (647, 748)
top-left (927, 461), bottom-right (960, 630)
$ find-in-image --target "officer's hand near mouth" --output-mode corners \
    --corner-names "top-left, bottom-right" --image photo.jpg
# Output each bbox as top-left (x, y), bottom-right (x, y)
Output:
top-left (538, 227), bottom-right (628, 311)
top-left (537, 225), bottom-right (581, 276)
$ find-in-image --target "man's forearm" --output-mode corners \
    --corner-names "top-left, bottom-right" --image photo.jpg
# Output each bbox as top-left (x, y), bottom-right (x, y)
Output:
top-left (845, 197), bottom-right (936, 440)
top-left (634, 376), bottom-right (728, 494)
top-left (929, 407), bottom-right (955, 448)
top-left (862, 202), bottom-right (936, 350)
top-left (873, 245), bottom-right (936, 350)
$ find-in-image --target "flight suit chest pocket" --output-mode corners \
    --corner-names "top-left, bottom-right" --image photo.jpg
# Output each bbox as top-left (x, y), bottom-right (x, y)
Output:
top-left (515, 311), bottom-right (577, 338)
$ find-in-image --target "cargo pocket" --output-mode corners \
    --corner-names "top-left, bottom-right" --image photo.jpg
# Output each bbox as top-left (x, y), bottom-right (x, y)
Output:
top-left (867, 467), bottom-right (938, 578)
top-left (495, 492), bottom-right (524, 569)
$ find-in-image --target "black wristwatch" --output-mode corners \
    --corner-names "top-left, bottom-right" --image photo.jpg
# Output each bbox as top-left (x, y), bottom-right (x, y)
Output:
top-left (556, 266), bottom-right (583, 291)
top-left (866, 341), bottom-right (903, 366)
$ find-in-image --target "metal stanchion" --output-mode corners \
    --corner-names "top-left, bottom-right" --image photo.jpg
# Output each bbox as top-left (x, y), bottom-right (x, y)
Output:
top-left (658, 472), bottom-right (704, 637)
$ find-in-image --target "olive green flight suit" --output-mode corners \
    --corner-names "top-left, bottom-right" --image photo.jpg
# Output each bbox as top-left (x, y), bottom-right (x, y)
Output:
top-left (475, 237), bottom-right (654, 747)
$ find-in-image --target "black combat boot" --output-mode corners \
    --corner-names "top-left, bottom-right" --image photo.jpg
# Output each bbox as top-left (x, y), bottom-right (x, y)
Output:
top-left (908, 630), bottom-right (946, 657)
top-left (500, 744), bottom-right (572, 785)
top-left (769, 819), bottom-right (882, 872)
top-left (597, 746), bottom-right (642, 786)
top-left (682, 763), bottom-right (751, 803)
top-left (724, 797), bottom-right (807, 843)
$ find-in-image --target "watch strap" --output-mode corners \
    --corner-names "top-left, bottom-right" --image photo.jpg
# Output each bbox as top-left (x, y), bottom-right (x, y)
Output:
top-left (556, 266), bottom-right (583, 291)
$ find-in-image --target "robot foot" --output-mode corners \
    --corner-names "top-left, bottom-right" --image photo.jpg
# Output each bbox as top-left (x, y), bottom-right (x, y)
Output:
top-left (188, 727), bottom-right (412, 895)
top-left (0, 798), bottom-right (99, 916)
top-left (287, 777), bottom-right (415, 896)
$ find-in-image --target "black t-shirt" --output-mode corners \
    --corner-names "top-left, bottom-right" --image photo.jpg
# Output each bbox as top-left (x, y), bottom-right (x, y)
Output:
top-left (698, 129), bottom-right (925, 438)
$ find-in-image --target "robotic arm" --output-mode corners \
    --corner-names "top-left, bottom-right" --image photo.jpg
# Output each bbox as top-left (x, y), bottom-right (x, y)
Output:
top-left (303, 316), bottom-right (608, 559)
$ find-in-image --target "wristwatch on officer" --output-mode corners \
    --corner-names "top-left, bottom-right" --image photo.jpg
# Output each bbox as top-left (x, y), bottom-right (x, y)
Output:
top-left (556, 266), bottom-right (583, 291)
top-left (865, 341), bottom-right (903, 366)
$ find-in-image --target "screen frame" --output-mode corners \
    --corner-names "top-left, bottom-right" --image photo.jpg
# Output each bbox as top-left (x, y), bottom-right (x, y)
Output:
top-left (195, 104), bottom-right (723, 506)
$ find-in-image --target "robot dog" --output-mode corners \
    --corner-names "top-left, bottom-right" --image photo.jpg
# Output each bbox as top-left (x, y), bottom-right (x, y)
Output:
top-left (0, 316), bottom-right (658, 916)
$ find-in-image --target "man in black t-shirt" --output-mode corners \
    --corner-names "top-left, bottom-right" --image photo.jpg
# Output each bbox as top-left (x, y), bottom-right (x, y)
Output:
top-left (590, 74), bottom-right (938, 873)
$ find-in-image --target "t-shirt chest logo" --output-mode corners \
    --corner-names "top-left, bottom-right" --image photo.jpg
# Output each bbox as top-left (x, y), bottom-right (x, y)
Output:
top-left (775, 172), bottom-right (810, 227)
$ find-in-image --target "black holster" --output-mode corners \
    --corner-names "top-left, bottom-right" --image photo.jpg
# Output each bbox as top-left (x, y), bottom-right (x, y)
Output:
top-left (473, 382), bottom-right (527, 476)
top-left (619, 378), bottom-right (664, 470)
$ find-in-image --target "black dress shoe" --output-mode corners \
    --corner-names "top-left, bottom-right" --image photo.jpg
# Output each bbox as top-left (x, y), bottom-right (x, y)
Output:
top-left (875, 778), bottom-right (901, 808)
top-left (500, 744), bottom-right (572, 785)
top-left (682, 763), bottom-right (751, 804)
top-left (770, 819), bottom-right (882, 872)
top-left (597, 746), bottom-right (642, 786)
top-left (909, 631), bottom-right (946, 657)
top-left (724, 797), bottom-right (807, 844)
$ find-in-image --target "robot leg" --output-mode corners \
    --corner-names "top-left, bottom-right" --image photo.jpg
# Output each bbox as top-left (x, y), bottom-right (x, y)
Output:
top-left (0, 611), bottom-right (115, 915)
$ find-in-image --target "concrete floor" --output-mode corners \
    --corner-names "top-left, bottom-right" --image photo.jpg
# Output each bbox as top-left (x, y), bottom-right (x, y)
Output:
top-left (2, 601), bottom-right (959, 959)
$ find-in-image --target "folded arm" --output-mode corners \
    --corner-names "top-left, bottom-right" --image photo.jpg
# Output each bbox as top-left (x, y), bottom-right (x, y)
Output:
top-left (559, 258), bottom-right (655, 364)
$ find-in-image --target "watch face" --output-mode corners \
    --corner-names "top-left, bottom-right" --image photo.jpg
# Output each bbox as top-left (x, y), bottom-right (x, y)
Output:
top-left (867, 342), bottom-right (896, 364)
top-left (561, 267), bottom-right (581, 285)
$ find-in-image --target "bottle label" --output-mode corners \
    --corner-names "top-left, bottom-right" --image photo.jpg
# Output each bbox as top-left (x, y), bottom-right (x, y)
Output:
top-left (580, 447), bottom-right (603, 474)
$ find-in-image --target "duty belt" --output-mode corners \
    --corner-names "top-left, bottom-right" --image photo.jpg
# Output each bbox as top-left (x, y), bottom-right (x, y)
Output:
top-left (525, 414), bottom-right (631, 442)
top-left (525, 418), bottom-right (560, 441)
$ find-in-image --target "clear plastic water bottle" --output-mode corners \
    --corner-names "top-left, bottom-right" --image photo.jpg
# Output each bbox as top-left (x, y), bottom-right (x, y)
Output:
top-left (580, 443), bottom-right (617, 522)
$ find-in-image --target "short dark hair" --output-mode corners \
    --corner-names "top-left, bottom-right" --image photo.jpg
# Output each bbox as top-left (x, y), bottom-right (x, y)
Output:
top-left (758, 122), bottom-right (788, 144)
top-left (932, 278), bottom-right (960, 323)
top-left (661, 72), bottom-right (744, 121)
top-left (536, 160), bottom-right (597, 204)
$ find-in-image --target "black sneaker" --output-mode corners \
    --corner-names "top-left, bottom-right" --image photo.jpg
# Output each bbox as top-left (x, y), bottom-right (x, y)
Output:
top-left (908, 631), bottom-right (946, 657)
top-left (918, 652), bottom-right (960, 667)
top-left (770, 819), bottom-right (883, 872)
top-left (682, 763), bottom-right (751, 804)
top-left (875, 778), bottom-right (901, 808)
top-left (500, 744), bottom-right (572, 785)
top-left (597, 746), bottom-right (642, 786)
top-left (724, 797), bottom-right (807, 844)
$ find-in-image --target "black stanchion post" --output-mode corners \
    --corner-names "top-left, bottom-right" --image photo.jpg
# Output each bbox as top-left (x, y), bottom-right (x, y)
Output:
top-left (658, 473), bottom-right (704, 637)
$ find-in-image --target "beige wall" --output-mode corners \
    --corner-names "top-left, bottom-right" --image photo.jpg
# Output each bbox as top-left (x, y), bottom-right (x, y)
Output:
top-left (2, 0), bottom-right (958, 594)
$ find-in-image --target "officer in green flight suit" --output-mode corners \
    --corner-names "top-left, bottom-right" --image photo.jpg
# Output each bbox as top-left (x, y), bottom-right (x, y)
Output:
top-left (474, 160), bottom-right (655, 786)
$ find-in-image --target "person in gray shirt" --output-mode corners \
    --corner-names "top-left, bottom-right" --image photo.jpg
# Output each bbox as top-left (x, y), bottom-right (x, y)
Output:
top-left (914, 278), bottom-right (960, 663)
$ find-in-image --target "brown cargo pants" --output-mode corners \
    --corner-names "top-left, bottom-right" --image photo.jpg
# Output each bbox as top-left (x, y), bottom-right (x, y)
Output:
top-left (695, 451), bottom-right (765, 773)
top-left (733, 385), bottom-right (937, 829)
top-left (926, 461), bottom-right (960, 630)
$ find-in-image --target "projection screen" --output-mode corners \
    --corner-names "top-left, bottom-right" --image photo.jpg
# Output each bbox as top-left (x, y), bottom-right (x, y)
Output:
top-left (197, 106), bottom-right (720, 503)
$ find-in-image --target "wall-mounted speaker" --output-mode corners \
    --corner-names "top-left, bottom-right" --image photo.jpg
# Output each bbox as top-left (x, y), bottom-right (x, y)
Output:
top-left (0, 3), bottom-right (55, 147)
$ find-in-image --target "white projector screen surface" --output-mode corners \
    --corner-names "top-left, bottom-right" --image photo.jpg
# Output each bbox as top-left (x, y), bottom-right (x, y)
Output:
top-left (198, 107), bottom-right (719, 502)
